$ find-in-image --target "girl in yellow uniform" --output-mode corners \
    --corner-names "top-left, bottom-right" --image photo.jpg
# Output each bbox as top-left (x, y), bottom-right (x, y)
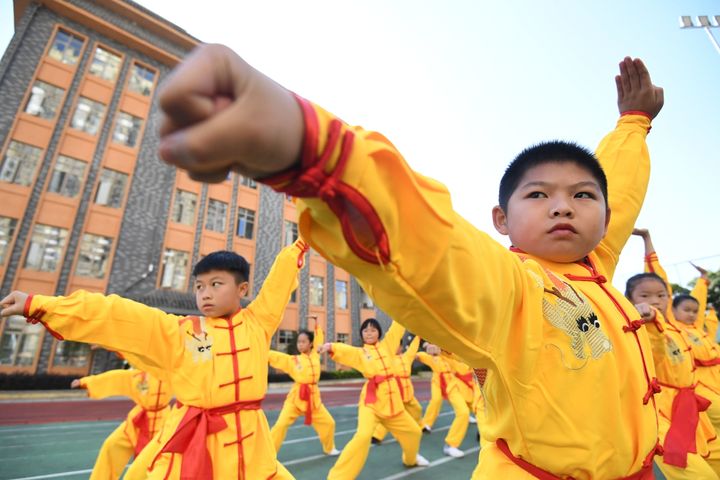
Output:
top-left (73, 368), bottom-right (172, 480)
top-left (417, 345), bottom-right (470, 458)
top-left (372, 335), bottom-right (423, 443)
top-left (153, 48), bottom-right (665, 479)
top-left (625, 272), bottom-right (720, 478)
top-left (1, 240), bottom-right (308, 480)
top-left (318, 319), bottom-right (428, 479)
top-left (268, 326), bottom-right (340, 455)
top-left (445, 355), bottom-right (480, 425)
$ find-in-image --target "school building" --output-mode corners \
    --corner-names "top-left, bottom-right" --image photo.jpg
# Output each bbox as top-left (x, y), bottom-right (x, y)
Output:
top-left (0, 0), bottom-right (381, 379)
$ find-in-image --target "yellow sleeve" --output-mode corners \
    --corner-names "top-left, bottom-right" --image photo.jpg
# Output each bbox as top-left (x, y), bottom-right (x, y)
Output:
top-left (706, 307), bottom-right (719, 340)
top-left (245, 239), bottom-right (305, 340)
top-left (416, 351), bottom-right (434, 369)
top-left (270, 99), bottom-right (539, 368)
top-left (80, 369), bottom-right (135, 400)
top-left (268, 350), bottom-right (293, 373)
top-left (26, 290), bottom-right (182, 381)
top-left (314, 326), bottom-right (325, 350)
top-left (593, 114), bottom-right (652, 279)
top-left (644, 252), bottom-right (673, 297)
top-left (640, 311), bottom-right (667, 364)
top-left (380, 321), bottom-right (405, 354)
top-left (691, 278), bottom-right (709, 330)
top-left (402, 335), bottom-right (421, 365)
top-left (329, 343), bottom-right (364, 372)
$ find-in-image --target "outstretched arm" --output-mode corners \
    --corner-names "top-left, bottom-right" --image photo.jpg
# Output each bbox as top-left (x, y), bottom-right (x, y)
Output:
top-left (594, 58), bottom-right (664, 278)
top-left (268, 350), bottom-right (293, 374)
top-left (76, 369), bottom-right (135, 400)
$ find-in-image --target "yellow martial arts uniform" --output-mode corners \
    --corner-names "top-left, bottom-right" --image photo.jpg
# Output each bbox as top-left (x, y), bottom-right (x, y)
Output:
top-left (416, 351), bottom-right (469, 448)
top-left (326, 322), bottom-right (422, 479)
top-left (23, 240), bottom-right (308, 480)
top-left (706, 307), bottom-right (719, 342)
top-left (445, 355), bottom-right (479, 411)
top-left (265, 97), bottom-right (660, 479)
top-left (642, 310), bottom-right (719, 478)
top-left (268, 327), bottom-right (337, 454)
top-left (79, 368), bottom-right (171, 480)
top-left (373, 335), bottom-right (423, 441)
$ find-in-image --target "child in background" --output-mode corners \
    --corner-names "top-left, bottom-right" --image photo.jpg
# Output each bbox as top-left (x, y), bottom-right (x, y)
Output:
top-left (155, 45), bottom-right (664, 478)
top-left (1, 240), bottom-right (308, 480)
top-left (268, 326), bottom-right (340, 456)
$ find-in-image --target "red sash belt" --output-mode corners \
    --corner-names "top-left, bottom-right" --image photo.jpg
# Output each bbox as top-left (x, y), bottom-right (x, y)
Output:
top-left (455, 372), bottom-right (474, 390)
top-left (365, 375), bottom-right (394, 405)
top-left (132, 404), bottom-right (168, 456)
top-left (694, 357), bottom-right (720, 367)
top-left (496, 438), bottom-right (657, 479)
top-left (298, 383), bottom-right (316, 425)
top-left (154, 398), bottom-right (263, 480)
top-left (439, 372), bottom-right (450, 399)
top-left (658, 383), bottom-right (710, 467)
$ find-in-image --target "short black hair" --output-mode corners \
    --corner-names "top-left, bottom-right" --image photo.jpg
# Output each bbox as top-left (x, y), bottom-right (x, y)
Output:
top-left (360, 318), bottom-right (383, 340)
top-left (625, 272), bottom-right (667, 300)
top-left (498, 141), bottom-right (608, 211)
top-left (672, 294), bottom-right (699, 309)
top-left (298, 330), bottom-right (315, 344)
top-left (192, 251), bottom-right (250, 284)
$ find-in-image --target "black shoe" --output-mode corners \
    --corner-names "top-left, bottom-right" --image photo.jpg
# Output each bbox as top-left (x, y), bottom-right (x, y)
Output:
top-left (371, 437), bottom-right (383, 445)
top-left (422, 426), bottom-right (432, 434)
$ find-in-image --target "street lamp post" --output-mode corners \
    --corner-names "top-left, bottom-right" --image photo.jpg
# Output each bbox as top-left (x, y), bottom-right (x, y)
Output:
top-left (680, 15), bottom-right (720, 55)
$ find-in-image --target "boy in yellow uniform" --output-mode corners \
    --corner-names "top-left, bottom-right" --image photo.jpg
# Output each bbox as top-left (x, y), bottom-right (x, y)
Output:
top-left (153, 46), bottom-right (664, 478)
top-left (72, 367), bottom-right (172, 479)
top-left (317, 319), bottom-right (429, 478)
top-left (416, 344), bottom-right (470, 458)
top-left (1, 240), bottom-right (308, 480)
top-left (445, 354), bottom-right (480, 425)
top-left (626, 273), bottom-right (720, 478)
top-left (268, 326), bottom-right (340, 455)
top-left (372, 335), bottom-right (423, 444)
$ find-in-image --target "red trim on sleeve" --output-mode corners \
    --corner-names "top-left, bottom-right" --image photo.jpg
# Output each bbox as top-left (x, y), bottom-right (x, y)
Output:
top-left (23, 295), bottom-right (34, 317)
top-left (621, 110), bottom-right (652, 119)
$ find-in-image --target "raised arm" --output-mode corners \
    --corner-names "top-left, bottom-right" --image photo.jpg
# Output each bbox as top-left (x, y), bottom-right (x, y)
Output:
top-left (245, 239), bottom-right (306, 339)
top-left (78, 369), bottom-right (135, 400)
top-left (268, 350), bottom-right (293, 374)
top-left (1, 290), bottom-right (183, 380)
top-left (594, 58), bottom-right (663, 278)
top-left (402, 335), bottom-right (421, 364)
top-left (312, 326), bottom-right (325, 360)
top-left (380, 321), bottom-right (405, 354)
top-left (690, 267), bottom-right (710, 331)
top-left (706, 306), bottom-right (719, 340)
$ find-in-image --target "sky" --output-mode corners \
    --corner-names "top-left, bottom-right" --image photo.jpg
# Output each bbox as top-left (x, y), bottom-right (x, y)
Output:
top-left (1, 0), bottom-right (719, 293)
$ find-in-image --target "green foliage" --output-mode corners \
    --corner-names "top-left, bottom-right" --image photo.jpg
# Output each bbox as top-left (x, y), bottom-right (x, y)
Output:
top-left (671, 283), bottom-right (690, 296)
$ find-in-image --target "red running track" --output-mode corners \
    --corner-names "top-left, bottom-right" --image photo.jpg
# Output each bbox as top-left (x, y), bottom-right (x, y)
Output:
top-left (0, 379), bottom-right (432, 425)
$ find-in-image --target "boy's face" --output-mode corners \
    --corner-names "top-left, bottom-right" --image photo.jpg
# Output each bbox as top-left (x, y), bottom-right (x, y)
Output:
top-left (673, 300), bottom-right (699, 325)
top-left (194, 270), bottom-right (248, 318)
top-left (492, 161), bottom-right (610, 263)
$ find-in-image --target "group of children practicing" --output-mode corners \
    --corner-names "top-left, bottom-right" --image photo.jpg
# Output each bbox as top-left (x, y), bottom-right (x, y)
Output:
top-left (1, 44), bottom-right (718, 479)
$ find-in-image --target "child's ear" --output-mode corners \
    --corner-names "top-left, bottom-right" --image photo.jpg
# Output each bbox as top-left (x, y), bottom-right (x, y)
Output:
top-left (603, 208), bottom-right (611, 236)
top-left (492, 205), bottom-right (509, 235)
top-left (237, 281), bottom-right (249, 297)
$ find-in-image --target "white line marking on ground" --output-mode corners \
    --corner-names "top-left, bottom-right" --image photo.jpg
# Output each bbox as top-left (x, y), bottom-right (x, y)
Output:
top-left (6, 468), bottom-right (93, 480)
top-left (0, 421), bottom-right (119, 434)
top-left (378, 446), bottom-right (481, 479)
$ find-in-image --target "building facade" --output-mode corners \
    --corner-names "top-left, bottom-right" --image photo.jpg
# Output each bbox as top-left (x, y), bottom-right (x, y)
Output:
top-left (0, 0), bottom-right (379, 378)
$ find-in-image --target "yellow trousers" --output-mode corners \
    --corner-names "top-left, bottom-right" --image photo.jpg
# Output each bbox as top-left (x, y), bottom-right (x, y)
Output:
top-left (270, 402), bottom-right (337, 454)
top-left (327, 404), bottom-right (421, 480)
top-left (124, 431), bottom-right (162, 480)
top-left (90, 422), bottom-right (134, 480)
top-left (422, 384), bottom-right (470, 448)
top-left (373, 396), bottom-right (423, 441)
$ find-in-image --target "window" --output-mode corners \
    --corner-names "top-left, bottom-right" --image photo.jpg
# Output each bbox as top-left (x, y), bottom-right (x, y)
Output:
top-left (88, 46), bottom-right (121, 82)
top-left (94, 168), bottom-right (128, 208)
top-left (171, 190), bottom-right (198, 225)
top-left (236, 207), bottom-right (255, 239)
top-left (310, 275), bottom-right (324, 307)
top-left (70, 97), bottom-right (105, 135)
top-left (277, 329), bottom-right (294, 353)
top-left (361, 289), bottom-right (374, 309)
top-left (0, 316), bottom-right (43, 366)
top-left (335, 280), bottom-right (348, 309)
top-left (205, 199), bottom-right (227, 233)
top-left (283, 220), bottom-right (298, 247)
top-left (336, 333), bottom-right (350, 344)
top-left (0, 141), bottom-right (43, 186)
top-left (47, 29), bottom-right (84, 65)
top-left (47, 155), bottom-right (86, 198)
top-left (24, 81), bottom-right (64, 119)
top-left (239, 175), bottom-right (257, 189)
top-left (75, 234), bottom-right (112, 279)
top-left (24, 224), bottom-right (68, 272)
top-left (112, 112), bottom-right (143, 147)
top-left (160, 249), bottom-right (189, 290)
top-left (127, 63), bottom-right (156, 96)
top-left (290, 289), bottom-right (297, 303)
top-left (52, 341), bottom-right (91, 368)
top-left (0, 217), bottom-right (18, 265)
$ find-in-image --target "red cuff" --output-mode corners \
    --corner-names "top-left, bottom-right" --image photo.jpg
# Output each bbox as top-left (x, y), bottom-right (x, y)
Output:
top-left (621, 110), bottom-right (652, 119)
top-left (23, 294), bottom-right (34, 317)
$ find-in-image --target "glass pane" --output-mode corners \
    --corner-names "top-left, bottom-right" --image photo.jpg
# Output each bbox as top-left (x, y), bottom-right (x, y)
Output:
top-left (47, 155), bottom-right (86, 198)
top-left (236, 208), bottom-right (255, 239)
top-left (127, 64), bottom-right (155, 96)
top-left (24, 81), bottom-right (65, 119)
top-left (205, 199), bottom-right (227, 233)
top-left (310, 275), bottom-right (324, 306)
top-left (48, 29), bottom-right (84, 65)
top-left (171, 190), bottom-right (198, 225)
top-left (70, 97), bottom-right (106, 135)
top-left (160, 249), bottom-right (189, 290)
top-left (112, 112), bottom-right (143, 147)
top-left (94, 168), bottom-right (127, 208)
top-left (0, 316), bottom-right (43, 366)
top-left (0, 217), bottom-right (18, 265)
top-left (75, 234), bottom-right (113, 279)
top-left (52, 341), bottom-right (91, 368)
top-left (0, 141), bottom-right (43, 187)
top-left (24, 224), bottom-right (68, 272)
top-left (335, 280), bottom-right (348, 309)
top-left (88, 46), bottom-right (121, 82)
